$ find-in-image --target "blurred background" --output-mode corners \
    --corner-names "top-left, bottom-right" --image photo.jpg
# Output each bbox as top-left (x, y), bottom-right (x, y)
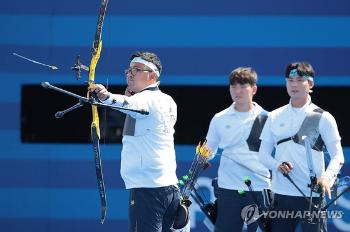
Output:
top-left (1, 0), bottom-right (350, 231)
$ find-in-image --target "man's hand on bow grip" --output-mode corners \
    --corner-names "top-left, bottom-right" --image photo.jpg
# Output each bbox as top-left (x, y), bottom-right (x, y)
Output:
top-left (89, 84), bottom-right (110, 101)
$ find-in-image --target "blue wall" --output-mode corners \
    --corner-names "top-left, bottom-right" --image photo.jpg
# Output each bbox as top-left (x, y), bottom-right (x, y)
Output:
top-left (1, 0), bottom-right (350, 231)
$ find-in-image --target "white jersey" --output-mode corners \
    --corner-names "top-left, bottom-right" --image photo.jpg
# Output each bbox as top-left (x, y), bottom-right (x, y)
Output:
top-left (103, 82), bottom-right (178, 189)
top-left (259, 97), bottom-right (344, 196)
top-left (206, 103), bottom-right (271, 191)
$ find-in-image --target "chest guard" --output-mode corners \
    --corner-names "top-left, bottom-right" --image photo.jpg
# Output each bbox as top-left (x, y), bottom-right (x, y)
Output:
top-left (246, 113), bottom-right (268, 152)
top-left (277, 108), bottom-right (325, 151)
top-left (122, 86), bottom-right (159, 136)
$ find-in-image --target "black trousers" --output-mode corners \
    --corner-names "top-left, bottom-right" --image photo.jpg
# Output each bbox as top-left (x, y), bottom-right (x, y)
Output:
top-left (215, 188), bottom-right (269, 232)
top-left (271, 194), bottom-right (327, 232)
top-left (128, 185), bottom-right (181, 232)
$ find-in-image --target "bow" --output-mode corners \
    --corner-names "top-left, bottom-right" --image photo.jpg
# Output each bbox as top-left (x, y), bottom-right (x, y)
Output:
top-left (69, 0), bottom-right (109, 224)
top-left (86, 0), bottom-right (109, 224)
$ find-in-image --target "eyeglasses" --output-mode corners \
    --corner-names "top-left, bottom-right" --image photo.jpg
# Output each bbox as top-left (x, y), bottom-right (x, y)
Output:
top-left (124, 67), bottom-right (152, 76)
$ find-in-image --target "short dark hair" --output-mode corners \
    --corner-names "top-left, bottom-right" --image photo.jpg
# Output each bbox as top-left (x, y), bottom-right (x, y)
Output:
top-left (229, 67), bottom-right (257, 86)
top-left (130, 51), bottom-right (162, 75)
top-left (285, 62), bottom-right (315, 79)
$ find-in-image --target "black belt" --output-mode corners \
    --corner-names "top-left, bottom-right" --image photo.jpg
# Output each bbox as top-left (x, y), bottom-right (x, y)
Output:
top-left (277, 135), bottom-right (299, 146)
top-left (277, 135), bottom-right (324, 152)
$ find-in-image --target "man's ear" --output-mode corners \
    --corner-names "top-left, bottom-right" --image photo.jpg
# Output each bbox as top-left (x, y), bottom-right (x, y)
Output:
top-left (149, 72), bottom-right (157, 81)
top-left (252, 85), bottom-right (257, 95)
top-left (308, 80), bottom-right (314, 93)
top-left (309, 80), bottom-right (314, 88)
